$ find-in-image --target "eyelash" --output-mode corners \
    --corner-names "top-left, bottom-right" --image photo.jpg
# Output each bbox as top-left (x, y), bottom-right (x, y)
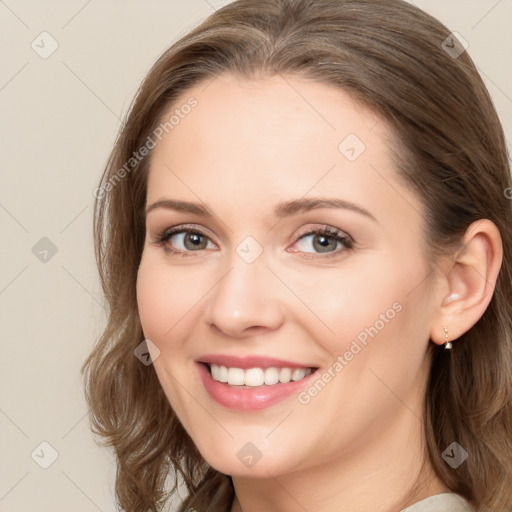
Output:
top-left (152, 224), bottom-right (354, 259)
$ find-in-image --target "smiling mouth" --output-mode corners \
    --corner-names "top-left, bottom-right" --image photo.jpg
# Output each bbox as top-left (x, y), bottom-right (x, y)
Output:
top-left (203, 363), bottom-right (318, 387)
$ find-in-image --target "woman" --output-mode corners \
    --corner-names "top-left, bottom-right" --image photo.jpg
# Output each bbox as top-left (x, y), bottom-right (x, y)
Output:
top-left (82, 1), bottom-right (512, 511)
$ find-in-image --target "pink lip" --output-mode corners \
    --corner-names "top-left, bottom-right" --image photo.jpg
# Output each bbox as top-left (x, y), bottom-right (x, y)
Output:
top-left (196, 353), bottom-right (316, 370)
top-left (195, 361), bottom-right (318, 411)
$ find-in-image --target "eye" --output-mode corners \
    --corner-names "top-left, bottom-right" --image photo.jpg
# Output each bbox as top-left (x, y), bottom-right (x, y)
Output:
top-left (153, 225), bottom-right (217, 256)
top-left (290, 226), bottom-right (354, 259)
top-left (152, 224), bottom-right (354, 259)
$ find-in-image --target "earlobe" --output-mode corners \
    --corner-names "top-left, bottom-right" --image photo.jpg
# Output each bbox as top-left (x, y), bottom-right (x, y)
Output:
top-left (430, 219), bottom-right (503, 347)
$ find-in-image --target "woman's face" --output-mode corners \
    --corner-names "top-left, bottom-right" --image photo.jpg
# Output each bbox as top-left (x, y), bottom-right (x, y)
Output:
top-left (136, 73), bottom-right (439, 478)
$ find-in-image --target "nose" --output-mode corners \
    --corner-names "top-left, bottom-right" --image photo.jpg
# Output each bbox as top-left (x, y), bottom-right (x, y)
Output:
top-left (203, 257), bottom-right (285, 338)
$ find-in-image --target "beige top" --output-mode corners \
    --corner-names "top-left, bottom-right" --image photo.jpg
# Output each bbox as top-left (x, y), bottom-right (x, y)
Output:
top-left (401, 493), bottom-right (473, 511)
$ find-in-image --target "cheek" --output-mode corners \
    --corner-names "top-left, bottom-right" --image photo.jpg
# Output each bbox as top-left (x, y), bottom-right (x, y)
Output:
top-left (135, 258), bottom-right (201, 412)
top-left (136, 258), bottom-right (196, 344)
top-left (285, 252), bottom-right (430, 356)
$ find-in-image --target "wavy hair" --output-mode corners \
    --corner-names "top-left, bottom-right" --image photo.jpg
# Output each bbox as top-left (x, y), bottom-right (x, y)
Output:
top-left (81, 1), bottom-right (512, 511)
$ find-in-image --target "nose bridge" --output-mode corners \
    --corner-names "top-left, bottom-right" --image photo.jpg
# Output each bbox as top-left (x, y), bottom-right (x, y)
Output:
top-left (204, 248), bottom-right (283, 337)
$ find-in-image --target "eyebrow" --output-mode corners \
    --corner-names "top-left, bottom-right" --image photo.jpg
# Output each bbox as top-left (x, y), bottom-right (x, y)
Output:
top-left (145, 197), bottom-right (377, 222)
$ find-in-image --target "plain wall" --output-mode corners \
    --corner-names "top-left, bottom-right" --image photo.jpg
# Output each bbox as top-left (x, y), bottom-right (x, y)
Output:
top-left (1, 1), bottom-right (511, 511)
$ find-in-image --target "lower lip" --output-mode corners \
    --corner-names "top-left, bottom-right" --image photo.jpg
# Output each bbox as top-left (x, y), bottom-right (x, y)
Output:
top-left (196, 362), bottom-right (317, 411)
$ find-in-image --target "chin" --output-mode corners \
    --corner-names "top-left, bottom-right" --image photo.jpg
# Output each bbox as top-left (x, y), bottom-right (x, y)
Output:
top-left (193, 435), bottom-right (303, 479)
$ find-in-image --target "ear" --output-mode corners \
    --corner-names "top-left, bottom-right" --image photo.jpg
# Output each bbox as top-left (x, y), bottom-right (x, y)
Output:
top-left (430, 219), bottom-right (503, 347)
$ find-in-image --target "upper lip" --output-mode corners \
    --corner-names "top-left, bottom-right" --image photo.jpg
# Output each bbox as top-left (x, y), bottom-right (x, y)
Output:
top-left (196, 354), bottom-right (318, 370)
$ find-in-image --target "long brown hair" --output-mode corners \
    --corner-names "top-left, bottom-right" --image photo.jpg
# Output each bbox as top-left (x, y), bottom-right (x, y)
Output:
top-left (81, 1), bottom-right (512, 511)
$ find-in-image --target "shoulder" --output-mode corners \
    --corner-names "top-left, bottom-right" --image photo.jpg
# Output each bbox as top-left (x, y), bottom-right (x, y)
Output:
top-left (400, 493), bottom-right (473, 512)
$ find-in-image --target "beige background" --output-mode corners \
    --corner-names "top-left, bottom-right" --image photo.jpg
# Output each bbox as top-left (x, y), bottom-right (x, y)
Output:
top-left (1, 1), bottom-right (511, 511)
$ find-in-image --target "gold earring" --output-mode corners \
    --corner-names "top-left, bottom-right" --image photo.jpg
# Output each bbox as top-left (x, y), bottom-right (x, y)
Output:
top-left (444, 326), bottom-right (452, 350)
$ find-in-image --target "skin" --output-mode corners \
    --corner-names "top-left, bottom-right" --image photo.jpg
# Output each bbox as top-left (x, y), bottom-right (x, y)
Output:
top-left (136, 72), bottom-right (503, 512)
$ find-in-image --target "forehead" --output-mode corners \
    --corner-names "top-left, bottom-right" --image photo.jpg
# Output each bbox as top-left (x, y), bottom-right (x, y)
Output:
top-left (158, 71), bottom-right (383, 158)
top-left (145, 72), bottom-right (422, 228)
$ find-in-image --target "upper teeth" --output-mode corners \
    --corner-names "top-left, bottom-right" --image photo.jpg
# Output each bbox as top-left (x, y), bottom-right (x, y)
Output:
top-left (210, 364), bottom-right (312, 387)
